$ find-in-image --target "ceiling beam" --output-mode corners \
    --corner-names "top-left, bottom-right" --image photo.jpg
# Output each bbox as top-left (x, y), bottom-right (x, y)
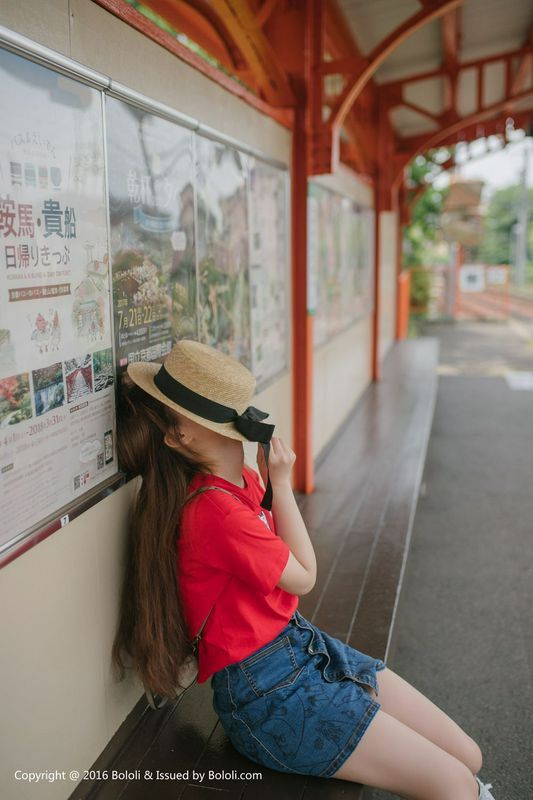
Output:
top-left (441, 7), bottom-right (461, 110)
top-left (393, 91), bottom-right (533, 186)
top-left (213, 0), bottom-right (295, 106)
top-left (379, 45), bottom-right (532, 88)
top-left (141, 0), bottom-right (241, 70)
top-left (255, 0), bottom-right (280, 29)
top-left (511, 25), bottom-right (533, 94)
top-left (91, 0), bottom-right (294, 126)
top-left (328, 0), bottom-right (464, 133)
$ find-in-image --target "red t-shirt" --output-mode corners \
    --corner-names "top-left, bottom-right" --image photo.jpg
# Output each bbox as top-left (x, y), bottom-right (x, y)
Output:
top-left (176, 464), bottom-right (299, 683)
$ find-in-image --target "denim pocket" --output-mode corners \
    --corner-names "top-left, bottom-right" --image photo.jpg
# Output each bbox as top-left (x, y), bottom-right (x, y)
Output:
top-left (239, 635), bottom-right (304, 698)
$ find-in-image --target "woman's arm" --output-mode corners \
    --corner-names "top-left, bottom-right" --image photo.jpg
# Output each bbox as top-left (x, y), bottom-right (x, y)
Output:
top-left (257, 438), bottom-right (317, 595)
top-left (271, 482), bottom-right (317, 595)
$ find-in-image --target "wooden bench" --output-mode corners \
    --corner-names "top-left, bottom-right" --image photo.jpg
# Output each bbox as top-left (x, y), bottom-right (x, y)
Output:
top-left (73, 337), bottom-right (439, 800)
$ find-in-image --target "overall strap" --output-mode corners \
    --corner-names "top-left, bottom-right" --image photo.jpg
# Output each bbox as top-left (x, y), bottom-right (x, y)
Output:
top-left (183, 485), bottom-right (242, 505)
top-left (182, 486), bottom-right (244, 649)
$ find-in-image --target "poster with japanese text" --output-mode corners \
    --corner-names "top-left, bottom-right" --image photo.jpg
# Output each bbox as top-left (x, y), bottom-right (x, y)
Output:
top-left (106, 96), bottom-right (197, 370)
top-left (0, 49), bottom-right (117, 550)
top-left (196, 136), bottom-right (251, 365)
top-left (247, 156), bottom-right (289, 385)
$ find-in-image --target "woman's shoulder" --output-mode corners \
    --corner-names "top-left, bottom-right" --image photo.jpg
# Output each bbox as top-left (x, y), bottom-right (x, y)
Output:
top-left (243, 464), bottom-right (262, 486)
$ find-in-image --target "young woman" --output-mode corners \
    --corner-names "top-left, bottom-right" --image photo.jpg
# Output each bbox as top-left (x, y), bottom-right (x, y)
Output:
top-left (112, 339), bottom-right (495, 800)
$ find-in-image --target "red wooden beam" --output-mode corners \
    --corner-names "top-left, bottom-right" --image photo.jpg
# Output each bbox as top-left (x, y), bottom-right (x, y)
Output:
top-left (441, 7), bottom-right (460, 67)
top-left (308, 0), bottom-right (465, 173)
top-left (397, 88), bottom-right (533, 152)
top-left (255, 0), bottom-right (280, 29)
top-left (91, 0), bottom-right (294, 126)
top-left (323, 0), bottom-right (377, 173)
top-left (511, 52), bottom-right (532, 94)
top-left (142, 0), bottom-right (241, 70)
top-left (477, 63), bottom-right (485, 110)
top-left (380, 45), bottom-right (532, 89)
top-left (328, 0), bottom-right (464, 133)
top-left (215, 0), bottom-right (295, 106)
top-left (511, 26), bottom-right (533, 94)
top-left (399, 98), bottom-right (442, 123)
top-left (441, 7), bottom-right (461, 110)
top-left (392, 92), bottom-right (533, 188)
top-left (290, 2), bottom-right (317, 494)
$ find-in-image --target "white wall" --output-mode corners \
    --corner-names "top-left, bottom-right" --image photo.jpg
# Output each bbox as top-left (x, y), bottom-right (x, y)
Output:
top-left (0, 3), bottom-right (291, 799)
top-left (310, 168), bottom-right (375, 460)
top-left (313, 315), bottom-right (373, 458)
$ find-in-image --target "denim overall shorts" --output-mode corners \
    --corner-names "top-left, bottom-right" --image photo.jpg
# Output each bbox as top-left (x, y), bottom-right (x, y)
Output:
top-left (210, 609), bottom-right (386, 778)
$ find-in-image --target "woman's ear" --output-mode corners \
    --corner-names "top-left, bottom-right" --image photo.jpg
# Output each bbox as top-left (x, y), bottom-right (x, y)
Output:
top-left (164, 430), bottom-right (185, 449)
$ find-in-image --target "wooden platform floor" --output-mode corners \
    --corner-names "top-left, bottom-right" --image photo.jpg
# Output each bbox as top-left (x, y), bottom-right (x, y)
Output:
top-left (75, 337), bottom-right (439, 800)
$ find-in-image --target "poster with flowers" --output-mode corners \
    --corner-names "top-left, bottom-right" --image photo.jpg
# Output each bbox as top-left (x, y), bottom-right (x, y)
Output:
top-left (196, 136), bottom-right (251, 366)
top-left (106, 96), bottom-right (197, 371)
top-left (0, 49), bottom-right (116, 551)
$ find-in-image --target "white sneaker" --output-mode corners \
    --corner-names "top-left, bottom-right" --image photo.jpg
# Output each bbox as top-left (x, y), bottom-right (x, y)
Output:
top-left (476, 775), bottom-right (496, 799)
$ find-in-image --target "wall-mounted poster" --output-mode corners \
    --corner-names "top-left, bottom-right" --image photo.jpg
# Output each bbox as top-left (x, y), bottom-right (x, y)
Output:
top-left (0, 48), bottom-right (116, 550)
top-left (196, 136), bottom-right (251, 366)
top-left (106, 96), bottom-right (197, 370)
top-left (247, 156), bottom-right (289, 384)
top-left (308, 182), bottom-right (374, 347)
top-left (359, 206), bottom-right (375, 313)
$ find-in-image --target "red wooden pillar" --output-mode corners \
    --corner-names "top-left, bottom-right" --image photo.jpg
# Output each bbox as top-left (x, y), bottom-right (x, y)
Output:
top-left (372, 181), bottom-right (382, 382)
top-left (372, 100), bottom-right (391, 381)
top-left (395, 184), bottom-right (408, 339)
top-left (291, 101), bottom-right (314, 494)
top-left (372, 97), bottom-right (399, 379)
top-left (290, 1), bottom-right (322, 494)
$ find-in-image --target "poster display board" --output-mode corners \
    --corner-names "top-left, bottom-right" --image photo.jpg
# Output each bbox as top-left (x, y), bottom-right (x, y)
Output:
top-left (195, 136), bottom-right (251, 365)
top-left (247, 156), bottom-right (289, 384)
top-left (308, 182), bottom-right (374, 347)
top-left (0, 47), bottom-right (290, 559)
top-left (0, 48), bottom-right (117, 550)
top-left (106, 96), bottom-right (197, 370)
top-left (359, 206), bottom-right (375, 313)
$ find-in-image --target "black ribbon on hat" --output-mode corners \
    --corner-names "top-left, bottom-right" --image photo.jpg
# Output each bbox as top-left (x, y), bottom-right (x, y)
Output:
top-left (154, 363), bottom-right (275, 510)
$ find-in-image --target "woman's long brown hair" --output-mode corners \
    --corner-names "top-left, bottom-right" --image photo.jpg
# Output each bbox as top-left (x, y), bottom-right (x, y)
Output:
top-left (111, 370), bottom-right (217, 698)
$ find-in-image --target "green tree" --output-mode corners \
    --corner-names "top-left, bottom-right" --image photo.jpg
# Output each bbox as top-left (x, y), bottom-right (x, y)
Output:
top-left (404, 151), bottom-right (450, 267)
top-left (479, 185), bottom-right (533, 266)
top-left (403, 152), bottom-right (450, 311)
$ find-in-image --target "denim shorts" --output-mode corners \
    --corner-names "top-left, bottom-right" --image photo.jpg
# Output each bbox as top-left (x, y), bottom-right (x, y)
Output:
top-left (210, 608), bottom-right (386, 778)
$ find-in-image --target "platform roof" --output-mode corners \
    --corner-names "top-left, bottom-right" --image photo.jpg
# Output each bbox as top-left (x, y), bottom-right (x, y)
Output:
top-left (97, 0), bottom-right (533, 181)
top-left (336, 0), bottom-right (532, 138)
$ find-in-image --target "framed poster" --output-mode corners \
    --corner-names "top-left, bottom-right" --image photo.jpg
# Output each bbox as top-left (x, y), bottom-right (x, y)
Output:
top-left (247, 156), bottom-right (289, 385)
top-left (0, 48), bottom-right (117, 551)
top-left (460, 264), bottom-right (486, 292)
top-left (359, 206), bottom-right (375, 313)
top-left (195, 136), bottom-right (251, 365)
top-left (308, 182), bottom-right (373, 347)
top-left (106, 96), bottom-right (197, 370)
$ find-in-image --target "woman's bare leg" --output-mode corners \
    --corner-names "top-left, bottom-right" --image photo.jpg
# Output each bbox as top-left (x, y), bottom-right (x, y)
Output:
top-left (330, 707), bottom-right (480, 800)
top-left (366, 667), bottom-right (483, 775)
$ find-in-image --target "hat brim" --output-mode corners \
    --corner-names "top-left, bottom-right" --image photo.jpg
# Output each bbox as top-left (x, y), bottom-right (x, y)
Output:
top-left (125, 361), bottom-right (250, 443)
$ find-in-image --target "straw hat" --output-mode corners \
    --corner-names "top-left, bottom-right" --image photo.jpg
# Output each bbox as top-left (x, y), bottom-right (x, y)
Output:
top-left (126, 339), bottom-right (275, 508)
top-left (127, 339), bottom-right (275, 510)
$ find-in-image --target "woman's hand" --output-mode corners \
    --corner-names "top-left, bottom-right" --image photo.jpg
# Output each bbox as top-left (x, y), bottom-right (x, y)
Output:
top-left (257, 436), bottom-right (296, 488)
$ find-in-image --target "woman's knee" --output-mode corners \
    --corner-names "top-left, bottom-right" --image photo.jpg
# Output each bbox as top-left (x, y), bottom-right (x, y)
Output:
top-left (463, 735), bottom-right (483, 775)
top-left (372, 667), bottom-right (483, 775)
top-left (329, 708), bottom-right (480, 800)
